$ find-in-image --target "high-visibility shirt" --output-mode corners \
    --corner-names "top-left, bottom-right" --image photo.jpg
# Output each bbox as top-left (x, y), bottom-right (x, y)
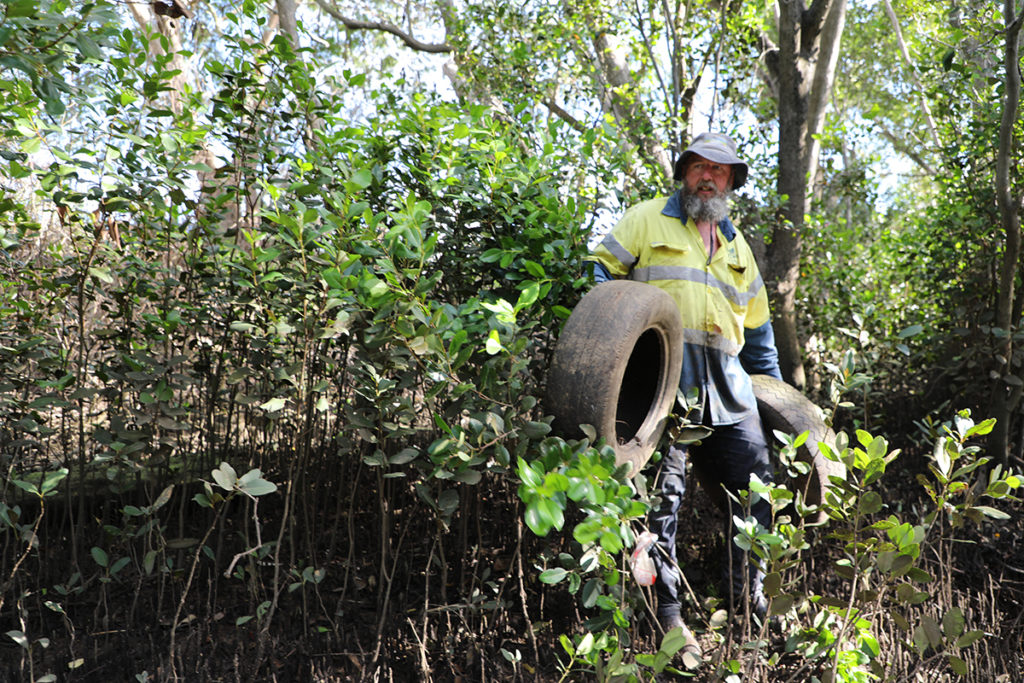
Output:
top-left (587, 192), bottom-right (781, 426)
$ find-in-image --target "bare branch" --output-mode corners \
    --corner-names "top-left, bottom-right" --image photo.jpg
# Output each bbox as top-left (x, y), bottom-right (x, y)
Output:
top-left (875, 124), bottom-right (936, 176)
top-left (314, 0), bottom-right (453, 53)
top-left (881, 0), bottom-right (941, 150)
top-left (541, 98), bottom-right (587, 133)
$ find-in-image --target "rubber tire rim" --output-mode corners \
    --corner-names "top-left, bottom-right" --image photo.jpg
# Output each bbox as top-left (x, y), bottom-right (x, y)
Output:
top-left (546, 280), bottom-right (684, 474)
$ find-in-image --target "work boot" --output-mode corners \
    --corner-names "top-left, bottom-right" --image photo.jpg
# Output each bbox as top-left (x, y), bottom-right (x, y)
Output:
top-left (658, 613), bottom-right (702, 670)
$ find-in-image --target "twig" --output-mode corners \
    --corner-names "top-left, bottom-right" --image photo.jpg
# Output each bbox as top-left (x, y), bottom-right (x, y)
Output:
top-left (515, 516), bottom-right (540, 670)
top-left (168, 503), bottom-right (225, 681)
top-left (0, 499), bottom-right (45, 616)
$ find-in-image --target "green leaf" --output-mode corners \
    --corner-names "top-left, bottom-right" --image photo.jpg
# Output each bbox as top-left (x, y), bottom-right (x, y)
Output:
top-left (453, 468), bottom-right (482, 484)
top-left (6, 630), bottom-right (28, 649)
top-left (75, 35), bottom-right (103, 60)
top-left (110, 556), bottom-right (131, 576)
top-left (576, 632), bottom-right (595, 655)
top-left (956, 630), bottom-right (985, 648)
top-left (521, 260), bottom-right (546, 279)
top-left (860, 634), bottom-right (884, 659)
top-left (517, 458), bottom-right (542, 489)
top-left (237, 473), bottom-right (277, 497)
top-left (485, 329), bottom-right (503, 355)
top-left (88, 267), bottom-right (114, 284)
top-left (599, 530), bottom-right (623, 554)
top-left (516, 281), bottom-right (540, 309)
top-left (769, 593), bottom-right (794, 616)
top-left (11, 478), bottom-right (38, 495)
top-left (942, 607), bottom-right (965, 639)
top-left (152, 485), bottom-right (174, 511)
top-left (539, 568), bottom-right (568, 584)
top-left (661, 626), bottom-right (691, 656)
top-left (581, 579), bottom-right (601, 608)
top-left (970, 505), bottom-right (1010, 520)
top-left (5, 1), bottom-right (36, 18)
top-left (964, 418), bottom-right (995, 437)
top-left (919, 615), bottom-right (943, 649)
top-left (40, 468), bottom-right (68, 495)
top-left (350, 169), bottom-right (373, 189)
top-left (480, 248), bottom-right (504, 263)
top-left (212, 462), bottom-right (238, 491)
top-left (898, 324), bottom-right (923, 338)
top-left (524, 501), bottom-right (550, 536)
top-left (536, 497), bottom-right (564, 533)
top-left (521, 421), bottom-right (551, 439)
top-left (91, 546), bottom-right (109, 568)
top-left (389, 448), bottom-right (419, 465)
top-left (258, 397), bottom-right (287, 413)
top-left (948, 655), bottom-right (967, 676)
top-left (430, 489), bottom-right (456, 515)
top-left (859, 491), bottom-right (883, 515)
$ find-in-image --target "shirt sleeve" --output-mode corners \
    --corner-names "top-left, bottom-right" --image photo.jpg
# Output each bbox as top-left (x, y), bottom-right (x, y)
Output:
top-left (740, 319), bottom-right (782, 379)
top-left (585, 208), bottom-right (642, 278)
top-left (589, 260), bottom-right (613, 282)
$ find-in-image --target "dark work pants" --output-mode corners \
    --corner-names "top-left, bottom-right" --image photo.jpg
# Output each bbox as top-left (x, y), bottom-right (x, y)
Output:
top-left (648, 411), bottom-right (773, 618)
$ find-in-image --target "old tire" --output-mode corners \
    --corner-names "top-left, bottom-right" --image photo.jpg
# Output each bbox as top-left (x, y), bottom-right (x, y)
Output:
top-left (751, 374), bottom-right (845, 522)
top-left (546, 280), bottom-right (684, 474)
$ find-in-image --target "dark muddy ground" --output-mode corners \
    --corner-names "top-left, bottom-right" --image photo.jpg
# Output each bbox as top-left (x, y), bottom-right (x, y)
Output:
top-left (1, 443), bottom-right (1022, 682)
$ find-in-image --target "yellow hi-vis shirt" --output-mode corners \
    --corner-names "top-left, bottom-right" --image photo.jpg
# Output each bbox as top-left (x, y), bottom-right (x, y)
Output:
top-left (587, 192), bottom-right (780, 426)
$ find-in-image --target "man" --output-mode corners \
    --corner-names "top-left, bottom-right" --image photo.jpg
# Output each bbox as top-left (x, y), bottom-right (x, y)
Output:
top-left (586, 132), bottom-right (782, 659)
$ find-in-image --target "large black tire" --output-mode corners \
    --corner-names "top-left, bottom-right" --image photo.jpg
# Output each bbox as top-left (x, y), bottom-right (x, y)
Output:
top-left (751, 374), bottom-right (845, 522)
top-left (546, 281), bottom-right (684, 474)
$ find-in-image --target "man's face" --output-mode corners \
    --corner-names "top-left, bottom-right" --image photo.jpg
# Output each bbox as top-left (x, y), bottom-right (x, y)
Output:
top-left (683, 154), bottom-right (734, 197)
top-left (680, 154), bottom-right (733, 225)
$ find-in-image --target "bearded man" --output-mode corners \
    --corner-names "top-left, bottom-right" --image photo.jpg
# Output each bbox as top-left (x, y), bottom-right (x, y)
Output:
top-left (586, 132), bottom-right (782, 664)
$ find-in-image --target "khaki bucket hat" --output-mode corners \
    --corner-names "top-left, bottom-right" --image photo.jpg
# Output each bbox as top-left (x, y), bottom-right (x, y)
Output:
top-left (672, 132), bottom-right (749, 190)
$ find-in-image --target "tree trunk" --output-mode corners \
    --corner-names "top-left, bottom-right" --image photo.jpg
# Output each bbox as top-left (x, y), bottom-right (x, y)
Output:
top-left (988, 1), bottom-right (1024, 467)
top-left (127, 3), bottom-right (190, 115)
top-left (277, 0), bottom-right (299, 44)
top-left (765, 0), bottom-right (847, 390)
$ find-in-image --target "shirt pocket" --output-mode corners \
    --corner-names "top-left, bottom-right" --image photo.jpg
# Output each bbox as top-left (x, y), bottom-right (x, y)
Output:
top-left (647, 241), bottom-right (691, 267)
top-left (718, 263), bottom-right (752, 335)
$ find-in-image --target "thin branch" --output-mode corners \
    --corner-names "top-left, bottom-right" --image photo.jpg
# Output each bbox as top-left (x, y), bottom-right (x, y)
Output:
top-left (541, 97), bottom-right (587, 132)
top-left (881, 0), bottom-right (942, 150)
top-left (876, 123), bottom-right (936, 176)
top-left (314, 0), bottom-right (453, 53)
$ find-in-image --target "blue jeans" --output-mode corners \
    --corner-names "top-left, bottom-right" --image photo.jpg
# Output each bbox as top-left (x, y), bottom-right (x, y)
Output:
top-left (648, 411), bottom-right (773, 618)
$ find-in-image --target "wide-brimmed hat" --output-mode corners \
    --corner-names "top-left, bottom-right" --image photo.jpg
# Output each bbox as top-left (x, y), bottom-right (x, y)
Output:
top-left (672, 132), bottom-right (748, 190)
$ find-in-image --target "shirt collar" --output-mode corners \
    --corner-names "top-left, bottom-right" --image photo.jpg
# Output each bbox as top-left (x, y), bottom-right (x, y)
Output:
top-left (662, 191), bottom-right (736, 242)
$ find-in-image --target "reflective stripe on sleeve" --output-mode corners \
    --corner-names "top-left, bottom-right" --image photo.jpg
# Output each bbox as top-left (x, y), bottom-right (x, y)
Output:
top-left (599, 233), bottom-right (637, 269)
top-left (629, 266), bottom-right (764, 306)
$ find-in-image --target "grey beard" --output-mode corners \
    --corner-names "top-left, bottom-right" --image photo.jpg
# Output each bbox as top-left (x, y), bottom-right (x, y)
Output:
top-left (680, 188), bottom-right (730, 225)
